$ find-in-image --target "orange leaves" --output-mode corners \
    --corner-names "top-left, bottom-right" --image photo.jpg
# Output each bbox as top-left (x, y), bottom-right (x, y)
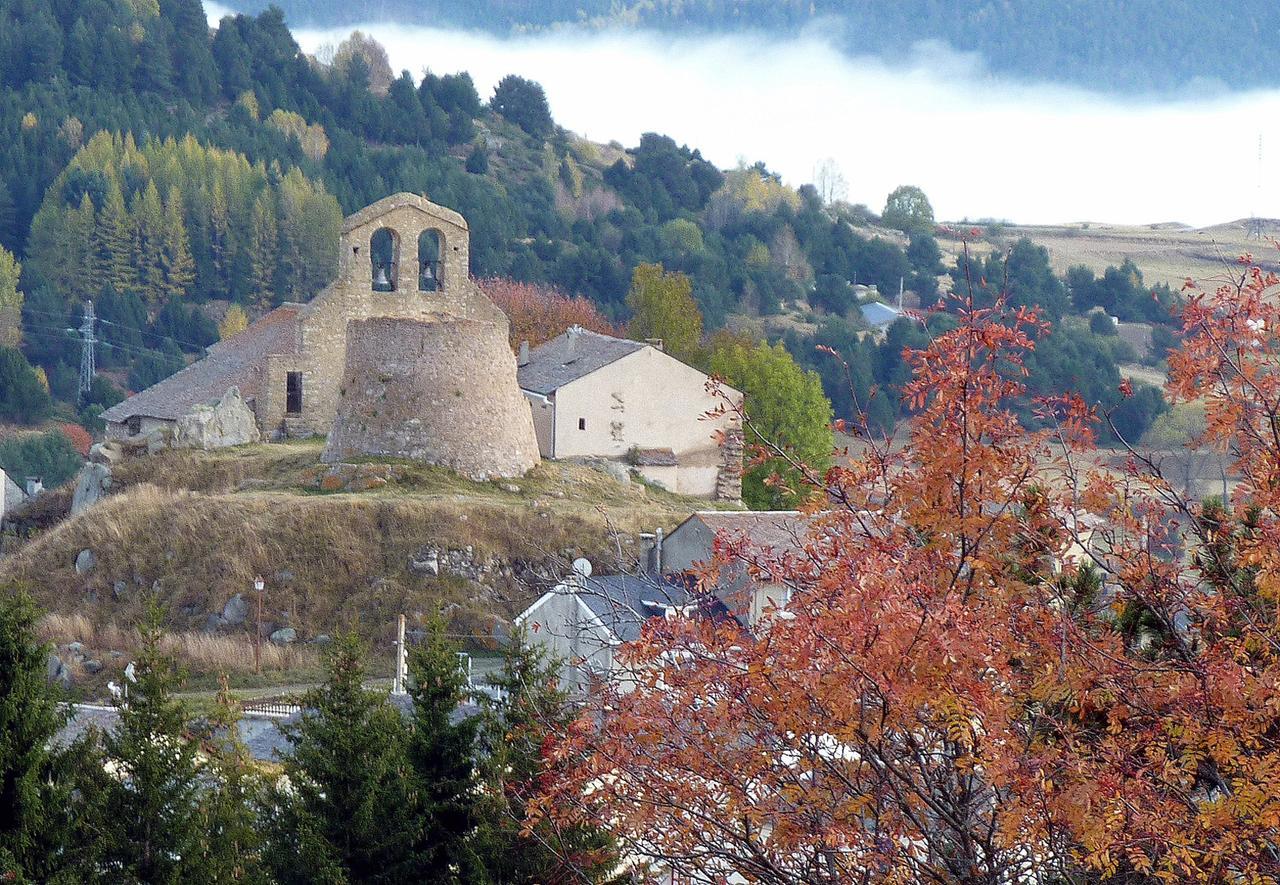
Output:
top-left (479, 277), bottom-right (619, 350)
top-left (530, 249), bottom-right (1280, 882)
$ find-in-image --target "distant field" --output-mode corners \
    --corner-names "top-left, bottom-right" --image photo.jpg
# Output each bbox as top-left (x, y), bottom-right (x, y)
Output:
top-left (937, 218), bottom-right (1280, 291)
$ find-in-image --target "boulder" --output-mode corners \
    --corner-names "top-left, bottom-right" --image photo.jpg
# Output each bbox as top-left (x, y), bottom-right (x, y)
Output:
top-left (83, 660), bottom-right (103, 674)
top-left (71, 461), bottom-right (112, 515)
top-left (45, 654), bottom-right (70, 689)
top-left (173, 387), bottom-right (260, 450)
top-left (204, 613), bottom-right (228, 633)
top-left (269, 627), bottom-right (297, 645)
top-left (88, 441), bottom-right (123, 465)
top-left (222, 593), bottom-right (249, 627)
top-left (74, 548), bottom-right (96, 575)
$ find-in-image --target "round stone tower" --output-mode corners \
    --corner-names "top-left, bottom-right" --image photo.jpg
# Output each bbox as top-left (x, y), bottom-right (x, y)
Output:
top-left (321, 317), bottom-right (540, 480)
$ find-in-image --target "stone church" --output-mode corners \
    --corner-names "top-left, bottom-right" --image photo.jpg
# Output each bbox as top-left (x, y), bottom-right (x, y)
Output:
top-left (103, 193), bottom-right (515, 443)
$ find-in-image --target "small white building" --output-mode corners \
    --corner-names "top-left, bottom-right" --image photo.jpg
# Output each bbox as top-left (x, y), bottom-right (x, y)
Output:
top-left (516, 571), bottom-right (695, 694)
top-left (517, 327), bottom-right (742, 499)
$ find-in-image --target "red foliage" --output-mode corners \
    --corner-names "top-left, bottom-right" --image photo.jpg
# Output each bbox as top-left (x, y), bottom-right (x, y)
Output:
top-left (479, 278), bottom-right (619, 350)
top-left (58, 422), bottom-right (92, 457)
top-left (529, 250), bottom-right (1280, 882)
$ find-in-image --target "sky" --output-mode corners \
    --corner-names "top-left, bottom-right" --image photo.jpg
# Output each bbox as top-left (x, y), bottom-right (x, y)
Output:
top-left (206, 2), bottom-right (1280, 227)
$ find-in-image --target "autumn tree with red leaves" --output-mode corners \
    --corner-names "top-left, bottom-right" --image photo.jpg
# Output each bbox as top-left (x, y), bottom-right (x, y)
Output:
top-left (529, 246), bottom-right (1280, 883)
top-left (480, 278), bottom-right (618, 350)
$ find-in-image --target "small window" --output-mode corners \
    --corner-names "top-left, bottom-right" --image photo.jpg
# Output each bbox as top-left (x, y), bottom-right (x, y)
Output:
top-left (127, 416), bottom-right (142, 435)
top-left (286, 372), bottom-right (303, 414)
top-left (578, 418), bottom-right (586, 431)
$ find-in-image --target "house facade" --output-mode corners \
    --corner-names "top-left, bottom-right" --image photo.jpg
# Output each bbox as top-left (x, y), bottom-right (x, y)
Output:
top-left (516, 571), bottom-right (693, 694)
top-left (102, 193), bottom-right (507, 441)
top-left (517, 327), bottom-right (743, 499)
top-left (661, 510), bottom-right (808, 628)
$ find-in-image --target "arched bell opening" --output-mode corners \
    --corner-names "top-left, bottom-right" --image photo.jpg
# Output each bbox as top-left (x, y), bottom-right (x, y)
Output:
top-left (418, 229), bottom-right (443, 292)
top-left (370, 227), bottom-right (399, 292)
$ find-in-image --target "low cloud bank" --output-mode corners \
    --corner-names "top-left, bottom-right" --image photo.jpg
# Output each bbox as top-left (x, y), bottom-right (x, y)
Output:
top-left (207, 2), bottom-right (1279, 226)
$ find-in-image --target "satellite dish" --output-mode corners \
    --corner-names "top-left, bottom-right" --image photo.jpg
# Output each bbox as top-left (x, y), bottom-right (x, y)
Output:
top-left (124, 661), bottom-right (137, 684)
top-left (572, 557), bottom-right (593, 579)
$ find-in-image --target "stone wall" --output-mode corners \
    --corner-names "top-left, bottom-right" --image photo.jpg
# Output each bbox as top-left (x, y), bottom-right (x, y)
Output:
top-left (322, 317), bottom-right (540, 480)
top-left (256, 193), bottom-right (507, 438)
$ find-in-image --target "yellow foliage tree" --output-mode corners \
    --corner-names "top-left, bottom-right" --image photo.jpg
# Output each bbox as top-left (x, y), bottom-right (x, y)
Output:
top-left (0, 246), bottom-right (23, 348)
top-left (625, 263), bottom-right (703, 363)
top-left (218, 305), bottom-right (249, 340)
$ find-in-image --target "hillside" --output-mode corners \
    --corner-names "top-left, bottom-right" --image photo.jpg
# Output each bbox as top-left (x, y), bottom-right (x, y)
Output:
top-left (230, 0), bottom-right (1278, 93)
top-left (0, 439), bottom-right (714, 694)
top-left (945, 218), bottom-right (1280, 292)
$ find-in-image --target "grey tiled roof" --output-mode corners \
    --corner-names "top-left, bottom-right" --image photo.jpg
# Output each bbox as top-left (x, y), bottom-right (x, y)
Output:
top-left (575, 573), bottom-right (692, 643)
top-left (859, 301), bottom-right (901, 329)
top-left (101, 305), bottom-right (302, 423)
top-left (517, 327), bottom-right (646, 396)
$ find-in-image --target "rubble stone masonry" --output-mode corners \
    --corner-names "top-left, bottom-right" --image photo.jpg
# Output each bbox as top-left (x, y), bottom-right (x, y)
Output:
top-left (321, 317), bottom-right (540, 480)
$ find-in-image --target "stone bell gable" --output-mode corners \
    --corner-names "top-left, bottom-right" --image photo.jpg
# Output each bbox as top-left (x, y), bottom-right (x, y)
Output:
top-left (104, 193), bottom-right (508, 442)
top-left (256, 193), bottom-right (507, 438)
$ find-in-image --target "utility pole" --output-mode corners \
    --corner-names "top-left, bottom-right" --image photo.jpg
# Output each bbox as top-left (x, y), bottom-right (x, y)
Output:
top-left (253, 575), bottom-right (264, 675)
top-left (392, 614), bottom-right (407, 695)
top-left (77, 301), bottom-right (96, 401)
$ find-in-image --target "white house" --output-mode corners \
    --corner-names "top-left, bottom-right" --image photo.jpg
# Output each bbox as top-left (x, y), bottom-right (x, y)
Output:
top-left (515, 570), bottom-right (696, 694)
top-left (517, 327), bottom-right (742, 499)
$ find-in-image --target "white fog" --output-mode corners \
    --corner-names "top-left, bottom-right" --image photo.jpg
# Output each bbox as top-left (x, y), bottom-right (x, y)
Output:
top-left (207, 2), bottom-right (1280, 226)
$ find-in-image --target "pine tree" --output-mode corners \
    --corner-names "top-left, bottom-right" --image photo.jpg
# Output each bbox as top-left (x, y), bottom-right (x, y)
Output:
top-left (0, 589), bottom-right (82, 882)
top-left (474, 629), bottom-right (622, 884)
top-left (131, 181), bottom-right (167, 307)
top-left (92, 180), bottom-right (135, 297)
top-left (96, 602), bottom-right (205, 882)
top-left (192, 678), bottom-right (270, 883)
top-left (209, 179), bottom-right (231, 297)
top-left (401, 617), bottom-right (486, 882)
top-left (161, 186), bottom-right (195, 300)
top-left (268, 634), bottom-right (414, 884)
top-left (66, 193), bottom-right (96, 305)
top-left (248, 191), bottom-right (278, 307)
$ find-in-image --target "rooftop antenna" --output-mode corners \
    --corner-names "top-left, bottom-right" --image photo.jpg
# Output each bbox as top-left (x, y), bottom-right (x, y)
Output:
top-left (1247, 132), bottom-right (1266, 241)
top-left (76, 301), bottom-right (96, 401)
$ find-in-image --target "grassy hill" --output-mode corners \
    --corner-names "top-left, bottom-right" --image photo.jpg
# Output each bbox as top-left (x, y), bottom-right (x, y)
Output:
top-left (0, 440), bottom-right (718, 695)
top-left (941, 218), bottom-right (1280, 292)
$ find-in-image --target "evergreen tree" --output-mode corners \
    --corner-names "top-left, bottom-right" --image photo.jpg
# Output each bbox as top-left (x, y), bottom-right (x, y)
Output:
top-left (96, 603), bottom-right (206, 882)
top-left (268, 634), bottom-right (414, 884)
top-left (402, 618), bottom-right (485, 881)
top-left (92, 181), bottom-right (136, 297)
top-left (161, 186), bottom-right (195, 300)
top-left (131, 182), bottom-right (167, 307)
top-left (0, 347), bottom-right (52, 424)
top-left (0, 589), bottom-right (84, 883)
top-left (193, 679), bottom-right (270, 883)
top-left (248, 191), bottom-right (278, 307)
top-left (475, 629), bottom-right (622, 884)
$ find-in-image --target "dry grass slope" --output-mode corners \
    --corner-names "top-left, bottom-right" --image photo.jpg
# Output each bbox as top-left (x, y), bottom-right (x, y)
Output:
top-left (1, 441), bottom-right (719, 659)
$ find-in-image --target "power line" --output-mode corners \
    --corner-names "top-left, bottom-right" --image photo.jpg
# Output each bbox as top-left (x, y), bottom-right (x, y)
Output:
top-left (22, 306), bottom-right (210, 354)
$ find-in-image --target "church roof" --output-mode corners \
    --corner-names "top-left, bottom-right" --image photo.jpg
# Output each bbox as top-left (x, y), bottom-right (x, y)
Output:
top-left (517, 327), bottom-right (647, 396)
top-left (101, 305), bottom-right (302, 423)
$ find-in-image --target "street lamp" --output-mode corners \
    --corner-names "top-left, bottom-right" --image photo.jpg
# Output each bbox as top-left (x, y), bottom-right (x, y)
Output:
top-left (253, 575), bottom-right (265, 675)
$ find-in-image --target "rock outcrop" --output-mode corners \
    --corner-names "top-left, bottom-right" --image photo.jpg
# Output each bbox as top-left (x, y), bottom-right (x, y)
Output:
top-left (173, 387), bottom-right (261, 450)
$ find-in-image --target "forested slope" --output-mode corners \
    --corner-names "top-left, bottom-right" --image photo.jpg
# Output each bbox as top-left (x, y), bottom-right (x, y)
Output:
top-left (0, 0), bottom-right (1174, 457)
